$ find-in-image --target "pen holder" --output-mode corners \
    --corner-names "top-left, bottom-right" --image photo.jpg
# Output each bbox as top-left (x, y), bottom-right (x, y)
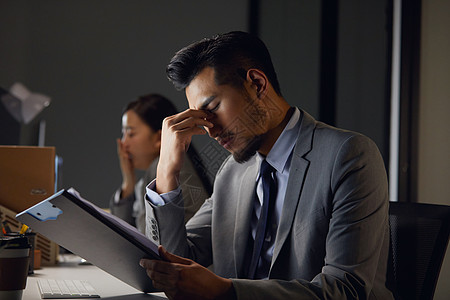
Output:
top-left (5, 232), bottom-right (36, 274)
top-left (0, 235), bottom-right (30, 300)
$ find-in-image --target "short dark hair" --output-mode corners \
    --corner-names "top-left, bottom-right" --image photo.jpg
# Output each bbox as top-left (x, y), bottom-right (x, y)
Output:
top-left (124, 94), bottom-right (177, 131)
top-left (166, 31), bottom-right (282, 96)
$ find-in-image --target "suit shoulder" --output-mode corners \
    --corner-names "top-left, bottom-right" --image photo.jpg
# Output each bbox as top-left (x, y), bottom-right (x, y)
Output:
top-left (314, 121), bottom-right (376, 148)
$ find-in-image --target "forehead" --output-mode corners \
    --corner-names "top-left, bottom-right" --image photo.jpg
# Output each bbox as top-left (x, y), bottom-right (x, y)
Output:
top-left (185, 67), bottom-right (219, 109)
top-left (122, 110), bottom-right (143, 126)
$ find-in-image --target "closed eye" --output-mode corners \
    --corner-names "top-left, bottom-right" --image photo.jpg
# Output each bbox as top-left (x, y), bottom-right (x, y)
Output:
top-left (122, 128), bottom-right (135, 138)
top-left (208, 102), bottom-right (220, 113)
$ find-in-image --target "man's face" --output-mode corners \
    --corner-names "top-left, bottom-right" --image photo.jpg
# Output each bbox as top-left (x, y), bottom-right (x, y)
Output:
top-left (185, 67), bottom-right (268, 163)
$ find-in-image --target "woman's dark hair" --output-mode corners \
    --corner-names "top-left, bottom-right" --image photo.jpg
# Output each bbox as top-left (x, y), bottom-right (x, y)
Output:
top-left (166, 31), bottom-right (282, 96)
top-left (124, 94), bottom-right (177, 131)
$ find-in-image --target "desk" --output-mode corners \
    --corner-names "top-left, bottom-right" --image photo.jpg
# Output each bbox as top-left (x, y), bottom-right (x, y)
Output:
top-left (23, 255), bottom-right (167, 299)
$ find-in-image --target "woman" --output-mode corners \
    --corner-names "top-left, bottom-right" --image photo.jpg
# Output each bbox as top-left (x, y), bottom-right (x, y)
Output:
top-left (110, 94), bottom-right (209, 233)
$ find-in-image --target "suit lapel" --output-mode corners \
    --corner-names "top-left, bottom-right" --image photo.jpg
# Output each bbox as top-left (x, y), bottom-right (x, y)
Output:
top-left (233, 159), bottom-right (258, 277)
top-left (270, 110), bottom-right (315, 271)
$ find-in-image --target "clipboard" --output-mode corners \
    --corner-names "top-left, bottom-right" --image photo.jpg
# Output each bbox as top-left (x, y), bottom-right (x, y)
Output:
top-left (16, 188), bottom-right (160, 293)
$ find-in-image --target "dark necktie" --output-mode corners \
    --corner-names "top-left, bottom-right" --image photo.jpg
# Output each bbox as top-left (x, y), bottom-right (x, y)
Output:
top-left (248, 159), bottom-right (277, 279)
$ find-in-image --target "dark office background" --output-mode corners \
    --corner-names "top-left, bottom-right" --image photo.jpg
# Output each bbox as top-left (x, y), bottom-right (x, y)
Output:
top-left (0, 0), bottom-right (390, 207)
top-left (1, 1), bottom-right (449, 298)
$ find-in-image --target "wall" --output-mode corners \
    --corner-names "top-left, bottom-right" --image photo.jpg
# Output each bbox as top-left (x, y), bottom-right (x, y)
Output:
top-left (0, 0), bottom-right (391, 207)
top-left (0, 0), bottom-right (247, 207)
top-left (259, 0), bottom-right (321, 119)
top-left (336, 0), bottom-right (390, 161)
top-left (3, 0), bottom-right (445, 296)
top-left (259, 0), bottom-right (390, 164)
top-left (418, 0), bottom-right (450, 298)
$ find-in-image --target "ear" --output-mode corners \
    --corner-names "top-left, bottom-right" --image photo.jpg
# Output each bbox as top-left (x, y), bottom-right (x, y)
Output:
top-left (246, 69), bottom-right (268, 99)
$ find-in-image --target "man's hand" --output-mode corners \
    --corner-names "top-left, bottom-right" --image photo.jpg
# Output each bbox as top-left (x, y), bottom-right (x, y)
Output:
top-left (140, 246), bottom-right (234, 300)
top-left (156, 109), bottom-right (213, 194)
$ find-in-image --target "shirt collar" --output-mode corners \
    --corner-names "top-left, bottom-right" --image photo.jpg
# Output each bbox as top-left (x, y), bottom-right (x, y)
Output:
top-left (257, 107), bottom-right (301, 174)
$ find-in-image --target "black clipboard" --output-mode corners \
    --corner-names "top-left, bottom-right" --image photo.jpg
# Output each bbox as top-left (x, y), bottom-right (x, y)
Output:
top-left (16, 188), bottom-right (160, 293)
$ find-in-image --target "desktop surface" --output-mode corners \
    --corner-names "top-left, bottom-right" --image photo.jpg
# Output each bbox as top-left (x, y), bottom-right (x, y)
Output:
top-left (24, 254), bottom-right (167, 300)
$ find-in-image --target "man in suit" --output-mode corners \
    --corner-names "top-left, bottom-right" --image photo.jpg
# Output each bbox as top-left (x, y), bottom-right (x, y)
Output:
top-left (139, 31), bottom-right (394, 300)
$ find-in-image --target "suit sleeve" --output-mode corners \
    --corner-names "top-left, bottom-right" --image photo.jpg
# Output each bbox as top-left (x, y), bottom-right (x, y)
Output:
top-left (232, 134), bottom-right (391, 299)
top-left (143, 157), bottom-right (233, 267)
top-left (145, 193), bottom-right (214, 267)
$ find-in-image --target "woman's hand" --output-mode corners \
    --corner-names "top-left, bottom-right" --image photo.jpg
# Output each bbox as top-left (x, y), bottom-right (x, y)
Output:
top-left (117, 138), bottom-right (136, 198)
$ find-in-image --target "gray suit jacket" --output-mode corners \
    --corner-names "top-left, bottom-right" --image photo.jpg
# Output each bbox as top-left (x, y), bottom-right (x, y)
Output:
top-left (146, 110), bottom-right (394, 299)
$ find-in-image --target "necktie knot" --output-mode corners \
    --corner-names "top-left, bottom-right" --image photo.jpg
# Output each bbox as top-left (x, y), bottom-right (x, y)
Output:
top-left (260, 159), bottom-right (275, 180)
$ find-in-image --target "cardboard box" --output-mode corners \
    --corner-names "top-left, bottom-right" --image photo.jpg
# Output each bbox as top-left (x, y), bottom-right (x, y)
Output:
top-left (0, 146), bottom-right (55, 213)
top-left (0, 146), bottom-right (59, 265)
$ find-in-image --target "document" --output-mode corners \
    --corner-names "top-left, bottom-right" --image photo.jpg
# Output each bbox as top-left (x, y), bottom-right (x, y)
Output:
top-left (67, 188), bottom-right (160, 255)
top-left (16, 188), bottom-right (160, 293)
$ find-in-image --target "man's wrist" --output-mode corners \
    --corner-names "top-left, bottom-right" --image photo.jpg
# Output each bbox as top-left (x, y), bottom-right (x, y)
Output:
top-left (155, 174), bottom-right (180, 194)
top-left (215, 279), bottom-right (236, 300)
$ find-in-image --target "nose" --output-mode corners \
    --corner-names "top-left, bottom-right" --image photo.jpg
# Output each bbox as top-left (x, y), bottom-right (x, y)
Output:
top-left (205, 123), bottom-right (221, 139)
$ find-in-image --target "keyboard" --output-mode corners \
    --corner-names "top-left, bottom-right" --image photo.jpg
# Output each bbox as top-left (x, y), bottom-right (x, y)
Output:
top-left (37, 279), bottom-right (100, 299)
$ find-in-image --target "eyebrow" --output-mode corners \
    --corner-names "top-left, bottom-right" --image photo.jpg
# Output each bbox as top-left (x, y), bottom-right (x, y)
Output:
top-left (199, 95), bottom-right (216, 110)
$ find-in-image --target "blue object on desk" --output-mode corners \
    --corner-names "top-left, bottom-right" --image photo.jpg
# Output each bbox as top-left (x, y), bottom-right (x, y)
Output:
top-left (22, 192), bottom-right (63, 221)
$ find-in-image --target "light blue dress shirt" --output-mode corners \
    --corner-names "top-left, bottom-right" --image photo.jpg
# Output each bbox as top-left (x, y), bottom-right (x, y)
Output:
top-left (252, 108), bottom-right (300, 278)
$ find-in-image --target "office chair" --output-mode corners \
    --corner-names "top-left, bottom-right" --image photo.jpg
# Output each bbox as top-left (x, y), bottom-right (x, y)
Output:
top-left (387, 201), bottom-right (450, 300)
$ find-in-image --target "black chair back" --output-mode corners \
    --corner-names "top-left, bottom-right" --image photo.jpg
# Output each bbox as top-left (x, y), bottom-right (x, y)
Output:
top-left (387, 201), bottom-right (450, 300)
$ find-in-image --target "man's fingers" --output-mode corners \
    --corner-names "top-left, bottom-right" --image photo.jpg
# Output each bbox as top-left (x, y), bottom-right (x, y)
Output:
top-left (165, 109), bottom-right (213, 130)
top-left (145, 267), bottom-right (178, 285)
top-left (140, 259), bottom-right (173, 274)
top-left (159, 246), bottom-right (192, 265)
top-left (152, 280), bottom-right (175, 293)
top-left (170, 108), bottom-right (212, 122)
top-left (140, 258), bottom-right (181, 294)
top-left (167, 116), bottom-right (213, 133)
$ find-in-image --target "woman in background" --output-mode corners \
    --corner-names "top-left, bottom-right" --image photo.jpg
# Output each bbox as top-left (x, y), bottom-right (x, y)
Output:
top-left (110, 94), bottom-right (209, 234)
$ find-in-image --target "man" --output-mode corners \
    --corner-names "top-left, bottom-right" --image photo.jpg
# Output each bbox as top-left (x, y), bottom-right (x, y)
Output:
top-left (140, 31), bottom-right (394, 300)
